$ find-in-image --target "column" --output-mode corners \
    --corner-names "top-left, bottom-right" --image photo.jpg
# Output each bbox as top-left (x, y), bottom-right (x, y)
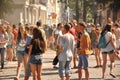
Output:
top-left (24, 6), bottom-right (27, 23)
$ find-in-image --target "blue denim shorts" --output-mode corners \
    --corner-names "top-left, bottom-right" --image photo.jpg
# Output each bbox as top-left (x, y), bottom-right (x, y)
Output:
top-left (78, 55), bottom-right (88, 69)
top-left (59, 61), bottom-right (71, 77)
top-left (17, 50), bottom-right (27, 56)
top-left (29, 54), bottom-right (42, 65)
top-left (17, 51), bottom-right (27, 63)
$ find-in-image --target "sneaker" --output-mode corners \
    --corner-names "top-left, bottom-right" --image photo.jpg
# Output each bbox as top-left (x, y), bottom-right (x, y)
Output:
top-left (14, 77), bottom-right (18, 80)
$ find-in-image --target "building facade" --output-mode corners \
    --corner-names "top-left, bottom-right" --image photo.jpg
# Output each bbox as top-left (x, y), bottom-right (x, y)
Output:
top-left (4, 0), bottom-right (48, 25)
top-left (97, 1), bottom-right (120, 26)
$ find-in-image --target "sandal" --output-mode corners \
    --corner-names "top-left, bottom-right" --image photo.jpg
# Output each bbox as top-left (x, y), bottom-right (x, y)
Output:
top-left (99, 65), bottom-right (102, 67)
top-left (110, 73), bottom-right (116, 78)
top-left (14, 77), bottom-right (18, 80)
top-left (93, 65), bottom-right (100, 68)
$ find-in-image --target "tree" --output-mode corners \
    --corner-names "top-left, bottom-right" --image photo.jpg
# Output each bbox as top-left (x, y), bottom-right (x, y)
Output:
top-left (68, 0), bottom-right (78, 21)
top-left (109, 0), bottom-right (120, 21)
top-left (75, 0), bottom-right (79, 22)
top-left (83, 0), bottom-right (96, 23)
top-left (68, 0), bottom-right (83, 22)
top-left (96, 0), bottom-right (120, 21)
top-left (0, 0), bottom-right (14, 18)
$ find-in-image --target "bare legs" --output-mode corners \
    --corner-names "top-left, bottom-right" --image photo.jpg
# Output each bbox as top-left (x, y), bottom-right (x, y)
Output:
top-left (78, 68), bottom-right (89, 80)
top-left (15, 56), bottom-right (27, 80)
top-left (30, 64), bottom-right (42, 80)
top-left (102, 54), bottom-right (107, 78)
top-left (6, 47), bottom-right (13, 61)
top-left (94, 48), bottom-right (102, 67)
top-left (102, 53), bottom-right (115, 79)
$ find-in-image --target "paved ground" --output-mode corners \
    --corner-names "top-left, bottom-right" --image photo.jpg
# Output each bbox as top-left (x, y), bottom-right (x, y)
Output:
top-left (0, 49), bottom-right (120, 80)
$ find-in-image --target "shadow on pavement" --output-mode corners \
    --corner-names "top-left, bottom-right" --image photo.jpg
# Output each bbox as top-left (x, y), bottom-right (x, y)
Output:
top-left (42, 72), bottom-right (58, 75)
top-left (0, 74), bottom-right (14, 79)
top-left (43, 60), bottom-right (53, 63)
top-left (43, 68), bottom-right (58, 71)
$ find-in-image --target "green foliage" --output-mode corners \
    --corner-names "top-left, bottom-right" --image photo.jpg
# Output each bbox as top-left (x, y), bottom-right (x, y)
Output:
top-left (0, 0), bottom-right (14, 18)
top-left (68, 0), bottom-right (96, 22)
top-left (68, 0), bottom-right (76, 12)
top-left (85, 0), bottom-right (95, 22)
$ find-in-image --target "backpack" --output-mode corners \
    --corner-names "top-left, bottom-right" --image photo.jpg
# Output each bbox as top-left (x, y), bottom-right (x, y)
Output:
top-left (98, 31), bottom-right (110, 49)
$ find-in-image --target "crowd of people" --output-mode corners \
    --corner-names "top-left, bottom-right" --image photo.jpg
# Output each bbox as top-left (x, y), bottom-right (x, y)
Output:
top-left (0, 18), bottom-right (120, 80)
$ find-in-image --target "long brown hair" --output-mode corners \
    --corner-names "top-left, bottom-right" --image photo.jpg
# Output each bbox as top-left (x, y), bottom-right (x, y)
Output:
top-left (17, 26), bottom-right (27, 44)
top-left (33, 28), bottom-right (46, 53)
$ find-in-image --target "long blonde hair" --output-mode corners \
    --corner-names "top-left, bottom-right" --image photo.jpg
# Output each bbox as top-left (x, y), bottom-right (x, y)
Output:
top-left (0, 24), bottom-right (6, 34)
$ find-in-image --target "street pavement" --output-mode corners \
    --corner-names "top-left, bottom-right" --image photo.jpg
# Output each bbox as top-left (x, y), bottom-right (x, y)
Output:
top-left (0, 49), bottom-right (120, 80)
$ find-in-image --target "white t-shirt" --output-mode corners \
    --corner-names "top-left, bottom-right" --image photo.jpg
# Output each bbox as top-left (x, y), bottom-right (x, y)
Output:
top-left (0, 32), bottom-right (8, 48)
top-left (54, 29), bottom-right (62, 36)
top-left (101, 32), bottom-right (116, 52)
top-left (58, 33), bottom-right (75, 61)
top-left (17, 39), bottom-right (26, 51)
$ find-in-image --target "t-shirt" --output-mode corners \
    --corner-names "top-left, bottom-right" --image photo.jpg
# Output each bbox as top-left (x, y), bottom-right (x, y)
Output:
top-left (38, 27), bottom-right (46, 39)
top-left (30, 39), bottom-right (42, 55)
top-left (90, 30), bottom-right (98, 48)
top-left (54, 29), bottom-right (62, 36)
top-left (79, 31), bottom-right (91, 55)
top-left (17, 39), bottom-right (26, 51)
top-left (58, 33), bottom-right (75, 61)
top-left (7, 33), bottom-right (14, 46)
top-left (54, 29), bottom-right (62, 46)
top-left (26, 35), bottom-right (32, 46)
top-left (69, 27), bottom-right (77, 43)
top-left (101, 32), bottom-right (115, 52)
top-left (0, 32), bottom-right (8, 48)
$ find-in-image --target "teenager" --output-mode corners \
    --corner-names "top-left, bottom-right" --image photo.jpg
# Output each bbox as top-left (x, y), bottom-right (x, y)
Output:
top-left (76, 22), bottom-right (91, 80)
top-left (28, 28), bottom-right (46, 80)
top-left (14, 26), bottom-right (28, 80)
top-left (0, 24), bottom-right (8, 69)
top-left (58, 24), bottom-right (75, 80)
